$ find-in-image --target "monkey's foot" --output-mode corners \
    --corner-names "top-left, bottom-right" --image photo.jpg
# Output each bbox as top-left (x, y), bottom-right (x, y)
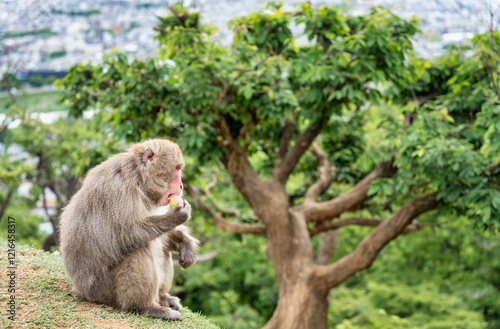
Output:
top-left (139, 305), bottom-right (181, 320)
top-left (159, 294), bottom-right (182, 311)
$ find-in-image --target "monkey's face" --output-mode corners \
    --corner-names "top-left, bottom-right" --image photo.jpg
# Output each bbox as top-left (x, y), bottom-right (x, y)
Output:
top-left (132, 139), bottom-right (185, 205)
top-left (159, 164), bottom-right (183, 206)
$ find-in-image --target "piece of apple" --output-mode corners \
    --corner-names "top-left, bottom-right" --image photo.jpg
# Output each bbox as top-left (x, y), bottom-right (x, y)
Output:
top-left (169, 195), bottom-right (184, 208)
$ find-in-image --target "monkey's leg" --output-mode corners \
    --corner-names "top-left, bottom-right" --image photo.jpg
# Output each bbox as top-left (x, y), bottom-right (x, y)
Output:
top-left (157, 251), bottom-right (183, 311)
top-left (115, 248), bottom-right (181, 320)
top-left (158, 283), bottom-right (182, 311)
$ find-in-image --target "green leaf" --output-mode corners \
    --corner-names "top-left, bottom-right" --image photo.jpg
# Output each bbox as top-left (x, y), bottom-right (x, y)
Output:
top-left (368, 184), bottom-right (380, 196)
top-left (243, 85), bottom-right (253, 100)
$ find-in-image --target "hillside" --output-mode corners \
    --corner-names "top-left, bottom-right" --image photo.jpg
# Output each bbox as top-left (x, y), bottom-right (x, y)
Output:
top-left (0, 243), bottom-right (219, 329)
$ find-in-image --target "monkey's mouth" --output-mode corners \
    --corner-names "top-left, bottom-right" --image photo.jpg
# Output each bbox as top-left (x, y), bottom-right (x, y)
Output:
top-left (160, 193), bottom-right (171, 206)
top-left (160, 193), bottom-right (181, 206)
top-left (167, 193), bottom-right (175, 204)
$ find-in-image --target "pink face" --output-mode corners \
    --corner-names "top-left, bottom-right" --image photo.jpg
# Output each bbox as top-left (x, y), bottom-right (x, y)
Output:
top-left (160, 165), bottom-right (183, 206)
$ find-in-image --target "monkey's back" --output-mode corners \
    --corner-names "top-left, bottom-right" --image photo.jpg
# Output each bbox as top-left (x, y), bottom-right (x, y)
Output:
top-left (59, 151), bottom-right (148, 304)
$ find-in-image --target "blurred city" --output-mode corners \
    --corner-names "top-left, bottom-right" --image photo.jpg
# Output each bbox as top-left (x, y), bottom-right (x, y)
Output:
top-left (1, 0), bottom-right (499, 80)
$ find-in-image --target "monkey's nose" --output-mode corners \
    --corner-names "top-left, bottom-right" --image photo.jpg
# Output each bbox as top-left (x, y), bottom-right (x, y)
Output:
top-left (180, 182), bottom-right (183, 190)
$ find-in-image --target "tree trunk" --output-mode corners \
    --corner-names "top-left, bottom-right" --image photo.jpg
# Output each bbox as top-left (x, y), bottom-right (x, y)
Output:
top-left (0, 187), bottom-right (15, 222)
top-left (258, 184), bottom-right (329, 329)
top-left (222, 149), bottom-right (333, 328)
top-left (43, 227), bottom-right (59, 252)
top-left (263, 282), bottom-right (329, 329)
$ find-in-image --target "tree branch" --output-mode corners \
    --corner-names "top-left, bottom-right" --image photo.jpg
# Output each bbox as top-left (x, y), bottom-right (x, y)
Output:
top-left (185, 184), bottom-right (265, 235)
top-left (489, 161), bottom-right (500, 176)
top-left (404, 91), bottom-right (440, 126)
top-left (310, 216), bottom-right (441, 236)
top-left (277, 117), bottom-right (295, 160)
top-left (198, 172), bottom-right (241, 218)
top-left (410, 91), bottom-right (440, 106)
top-left (313, 192), bottom-right (439, 289)
top-left (294, 160), bottom-right (396, 222)
top-left (317, 229), bottom-right (339, 265)
top-left (64, 175), bottom-right (80, 205)
top-left (218, 117), bottom-right (267, 209)
top-left (486, 17), bottom-right (500, 98)
top-left (272, 124), bottom-right (323, 185)
top-left (304, 142), bottom-right (339, 205)
top-left (41, 185), bottom-right (55, 225)
top-left (203, 171), bottom-right (219, 195)
top-left (0, 119), bottom-right (14, 137)
top-left (0, 187), bottom-right (15, 223)
top-left (310, 217), bottom-right (381, 235)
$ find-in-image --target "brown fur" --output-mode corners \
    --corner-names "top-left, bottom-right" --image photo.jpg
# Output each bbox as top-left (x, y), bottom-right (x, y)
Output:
top-left (59, 139), bottom-right (199, 320)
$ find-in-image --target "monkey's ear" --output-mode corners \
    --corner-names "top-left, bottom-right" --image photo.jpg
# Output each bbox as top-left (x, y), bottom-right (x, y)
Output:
top-left (141, 148), bottom-right (156, 164)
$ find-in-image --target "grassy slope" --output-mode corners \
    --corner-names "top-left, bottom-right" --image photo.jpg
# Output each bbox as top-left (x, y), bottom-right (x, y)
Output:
top-left (0, 89), bottom-right (67, 113)
top-left (0, 243), bottom-right (219, 329)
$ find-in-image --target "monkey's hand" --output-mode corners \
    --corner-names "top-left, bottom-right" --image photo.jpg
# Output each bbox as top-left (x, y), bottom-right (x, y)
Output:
top-left (178, 238), bottom-right (198, 269)
top-left (147, 200), bottom-right (191, 234)
top-left (161, 225), bottom-right (199, 268)
top-left (167, 199), bottom-right (191, 227)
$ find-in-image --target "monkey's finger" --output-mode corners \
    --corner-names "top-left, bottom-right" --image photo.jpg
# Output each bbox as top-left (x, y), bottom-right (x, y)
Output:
top-left (182, 202), bottom-right (192, 215)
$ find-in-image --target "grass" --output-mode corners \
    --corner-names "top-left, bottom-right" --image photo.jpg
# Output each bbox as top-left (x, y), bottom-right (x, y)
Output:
top-left (0, 89), bottom-right (67, 113)
top-left (0, 243), bottom-right (219, 329)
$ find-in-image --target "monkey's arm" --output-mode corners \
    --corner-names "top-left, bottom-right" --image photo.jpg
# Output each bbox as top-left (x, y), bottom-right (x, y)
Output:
top-left (162, 225), bottom-right (199, 269)
top-left (121, 202), bottom-right (192, 250)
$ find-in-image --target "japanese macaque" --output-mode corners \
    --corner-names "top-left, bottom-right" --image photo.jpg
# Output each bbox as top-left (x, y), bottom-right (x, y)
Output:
top-left (59, 139), bottom-right (199, 320)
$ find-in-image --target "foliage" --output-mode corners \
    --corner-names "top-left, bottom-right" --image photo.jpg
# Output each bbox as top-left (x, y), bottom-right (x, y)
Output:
top-left (60, 4), bottom-right (500, 228)
top-left (378, 31), bottom-right (500, 229)
top-left (0, 72), bottom-right (21, 92)
top-left (8, 115), bottom-right (118, 183)
top-left (174, 233), bottom-right (274, 329)
top-left (0, 28), bottom-right (56, 39)
top-left (0, 143), bottom-right (32, 191)
top-left (329, 283), bottom-right (486, 329)
top-left (3, 113), bottom-right (119, 228)
top-left (0, 192), bottom-right (45, 248)
top-left (59, 1), bottom-right (499, 228)
top-left (28, 74), bottom-right (58, 87)
top-left (0, 82), bottom-right (120, 244)
top-left (368, 215), bottom-right (500, 327)
top-left (327, 214), bottom-right (500, 328)
top-left (50, 8), bottom-right (100, 16)
top-left (59, 3), bottom-right (420, 167)
top-left (43, 50), bottom-right (67, 60)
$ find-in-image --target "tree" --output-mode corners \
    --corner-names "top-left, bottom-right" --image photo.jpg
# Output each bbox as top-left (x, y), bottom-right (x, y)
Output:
top-left (28, 74), bottom-right (46, 87)
top-left (58, 3), bottom-right (500, 328)
top-left (0, 78), bottom-right (119, 250)
top-left (1, 74), bottom-right (33, 221)
top-left (0, 71), bottom-right (21, 92)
